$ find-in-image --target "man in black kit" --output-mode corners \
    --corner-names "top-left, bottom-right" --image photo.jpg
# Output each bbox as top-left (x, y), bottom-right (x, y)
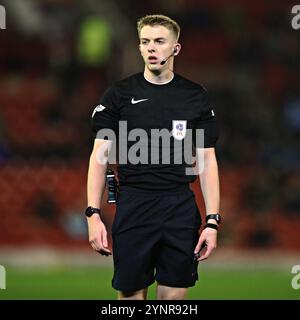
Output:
top-left (86, 14), bottom-right (221, 300)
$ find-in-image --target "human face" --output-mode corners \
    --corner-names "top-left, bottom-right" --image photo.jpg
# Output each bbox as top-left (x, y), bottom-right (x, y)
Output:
top-left (139, 25), bottom-right (178, 73)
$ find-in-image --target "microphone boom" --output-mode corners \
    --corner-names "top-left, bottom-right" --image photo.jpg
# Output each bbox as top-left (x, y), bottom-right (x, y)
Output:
top-left (160, 52), bottom-right (174, 65)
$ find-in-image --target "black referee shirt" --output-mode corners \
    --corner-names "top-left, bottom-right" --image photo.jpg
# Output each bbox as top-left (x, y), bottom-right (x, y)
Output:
top-left (91, 72), bottom-right (219, 190)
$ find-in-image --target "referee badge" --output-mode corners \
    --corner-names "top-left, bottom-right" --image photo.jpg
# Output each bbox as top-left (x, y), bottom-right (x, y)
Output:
top-left (172, 120), bottom-right (187, 140)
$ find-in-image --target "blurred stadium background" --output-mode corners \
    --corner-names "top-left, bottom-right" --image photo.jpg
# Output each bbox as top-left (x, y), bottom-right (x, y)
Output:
top-left (0, 0), bottom-right (299, 299)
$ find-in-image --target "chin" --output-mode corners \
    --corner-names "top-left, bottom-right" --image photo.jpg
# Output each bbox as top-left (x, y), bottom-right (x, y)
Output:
top-left (147, 64), bottom-right (162, 72)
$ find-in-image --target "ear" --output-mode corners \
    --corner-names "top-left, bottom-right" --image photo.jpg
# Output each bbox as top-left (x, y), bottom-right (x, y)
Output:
top-left (173, 43), bottom-right (181, 56)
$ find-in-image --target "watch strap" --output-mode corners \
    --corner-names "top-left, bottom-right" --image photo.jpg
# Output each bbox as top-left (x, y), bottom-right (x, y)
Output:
top-left (204, 223), bottom-right (218, 231)
top-left (206, 214), bottom-right (221, 224)
top-left (85, 206), bottom-right (101, 217)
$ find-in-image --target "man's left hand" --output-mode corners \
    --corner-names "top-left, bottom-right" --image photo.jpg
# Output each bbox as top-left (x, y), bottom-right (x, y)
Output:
top-left (194, 226), bottom-right (217, 261)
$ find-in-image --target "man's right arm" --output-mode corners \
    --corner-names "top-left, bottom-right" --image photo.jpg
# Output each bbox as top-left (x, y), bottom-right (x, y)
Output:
top-left (87, 139), bottom-right (112, 255)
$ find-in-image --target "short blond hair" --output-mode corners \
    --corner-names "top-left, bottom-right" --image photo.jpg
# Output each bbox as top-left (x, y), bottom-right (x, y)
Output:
top-left (137, 14), bottom-right (180, 41)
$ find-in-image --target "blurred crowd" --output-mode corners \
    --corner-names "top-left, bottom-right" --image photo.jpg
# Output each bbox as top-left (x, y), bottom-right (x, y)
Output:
top-left (0, 0), bottom-right (299, 249)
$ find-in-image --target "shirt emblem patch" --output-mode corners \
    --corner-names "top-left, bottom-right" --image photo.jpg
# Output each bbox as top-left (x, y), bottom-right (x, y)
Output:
top-left (92, 104), bottom-right (106, 118)
top-left (172, 120), bottom-right (187, 140)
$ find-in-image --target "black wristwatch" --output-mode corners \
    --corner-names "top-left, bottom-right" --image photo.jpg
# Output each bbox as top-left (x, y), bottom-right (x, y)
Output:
top-left (85, 206), bottom-right (101, 217)
top-left (206, 214), bottom-right (221, 225)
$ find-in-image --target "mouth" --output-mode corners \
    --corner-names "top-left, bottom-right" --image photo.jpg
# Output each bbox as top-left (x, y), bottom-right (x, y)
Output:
top-left (148, 56), bottom-right (158, 64)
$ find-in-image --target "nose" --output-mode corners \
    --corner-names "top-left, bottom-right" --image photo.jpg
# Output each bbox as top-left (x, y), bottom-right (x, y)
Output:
top-left (147, 43), bottom-right (156, 53)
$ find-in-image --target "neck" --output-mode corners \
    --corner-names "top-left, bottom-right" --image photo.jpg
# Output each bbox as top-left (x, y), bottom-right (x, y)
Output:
top-left (143, 68), bottom-right (174, 85)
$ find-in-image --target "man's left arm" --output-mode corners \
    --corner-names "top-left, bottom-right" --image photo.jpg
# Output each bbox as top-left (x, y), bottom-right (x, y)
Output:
top-left (194, 147), bottom-right (220, 261)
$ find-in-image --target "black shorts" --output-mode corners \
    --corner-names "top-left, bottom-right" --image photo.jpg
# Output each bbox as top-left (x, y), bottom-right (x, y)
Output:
top-left (111, 185), bottom-right (202, 292)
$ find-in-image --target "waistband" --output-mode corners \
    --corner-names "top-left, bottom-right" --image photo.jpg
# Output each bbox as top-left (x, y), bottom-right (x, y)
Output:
top-left (118, 184), bottom-right (192, 195)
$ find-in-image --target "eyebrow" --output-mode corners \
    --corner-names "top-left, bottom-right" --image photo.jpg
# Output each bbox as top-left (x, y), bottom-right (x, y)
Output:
top-left (140, 37), bottom-right (167, 41)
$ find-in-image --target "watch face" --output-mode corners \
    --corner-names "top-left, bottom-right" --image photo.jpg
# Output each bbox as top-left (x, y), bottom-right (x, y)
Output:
top-left (85, 207), bottom-right (92, 217)
top-left (85, 207), bottom-right (100, 217)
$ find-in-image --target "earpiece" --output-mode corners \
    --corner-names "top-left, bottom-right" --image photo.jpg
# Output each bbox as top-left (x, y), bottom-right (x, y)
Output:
top-left (160, 48), bottom-right (178, 65)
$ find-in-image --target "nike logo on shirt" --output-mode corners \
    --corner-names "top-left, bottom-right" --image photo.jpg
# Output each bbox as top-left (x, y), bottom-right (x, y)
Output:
top-left (131, 98), bottom-right (149, 104)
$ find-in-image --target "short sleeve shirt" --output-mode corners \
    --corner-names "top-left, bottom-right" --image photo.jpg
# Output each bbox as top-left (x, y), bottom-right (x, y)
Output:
top-left (90, 73), bottom-right (220, 190)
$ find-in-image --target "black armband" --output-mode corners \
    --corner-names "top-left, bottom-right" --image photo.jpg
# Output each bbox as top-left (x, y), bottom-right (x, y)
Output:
top-left (204, 223), bottom-right (218, 231)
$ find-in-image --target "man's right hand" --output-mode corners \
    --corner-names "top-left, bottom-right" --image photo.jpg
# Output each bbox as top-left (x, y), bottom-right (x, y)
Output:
top-left (87, 215), bottom-right (112, 256)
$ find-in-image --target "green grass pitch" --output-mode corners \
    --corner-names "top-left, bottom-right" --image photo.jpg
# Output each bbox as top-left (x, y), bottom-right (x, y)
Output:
top-left (1, 266), bottom-right (299, 300)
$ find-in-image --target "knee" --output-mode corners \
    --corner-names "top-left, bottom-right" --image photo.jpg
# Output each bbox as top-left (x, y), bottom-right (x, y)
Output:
top-left (157, 287), bottom-right (187, 300)
top-left (118, 289), bottom-right (147, 300)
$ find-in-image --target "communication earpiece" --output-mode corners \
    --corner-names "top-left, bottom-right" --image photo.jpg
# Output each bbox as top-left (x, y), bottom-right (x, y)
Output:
top-left (160, 47), bottom-right (178, 65)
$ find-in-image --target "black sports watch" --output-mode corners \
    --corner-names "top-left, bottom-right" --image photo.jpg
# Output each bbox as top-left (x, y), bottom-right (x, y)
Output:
top-left (206, 214), bottom-right (221, 225)
top-left (85, 206), bottom-right (101, 217)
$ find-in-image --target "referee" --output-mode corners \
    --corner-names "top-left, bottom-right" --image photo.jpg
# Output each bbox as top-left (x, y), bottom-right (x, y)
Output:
top-left (86, 14), bottom-right (221, 300)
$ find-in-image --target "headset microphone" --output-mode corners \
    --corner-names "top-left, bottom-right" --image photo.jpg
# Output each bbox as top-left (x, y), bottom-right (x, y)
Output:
top-left (160, 48), bottom-right (177, 65)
